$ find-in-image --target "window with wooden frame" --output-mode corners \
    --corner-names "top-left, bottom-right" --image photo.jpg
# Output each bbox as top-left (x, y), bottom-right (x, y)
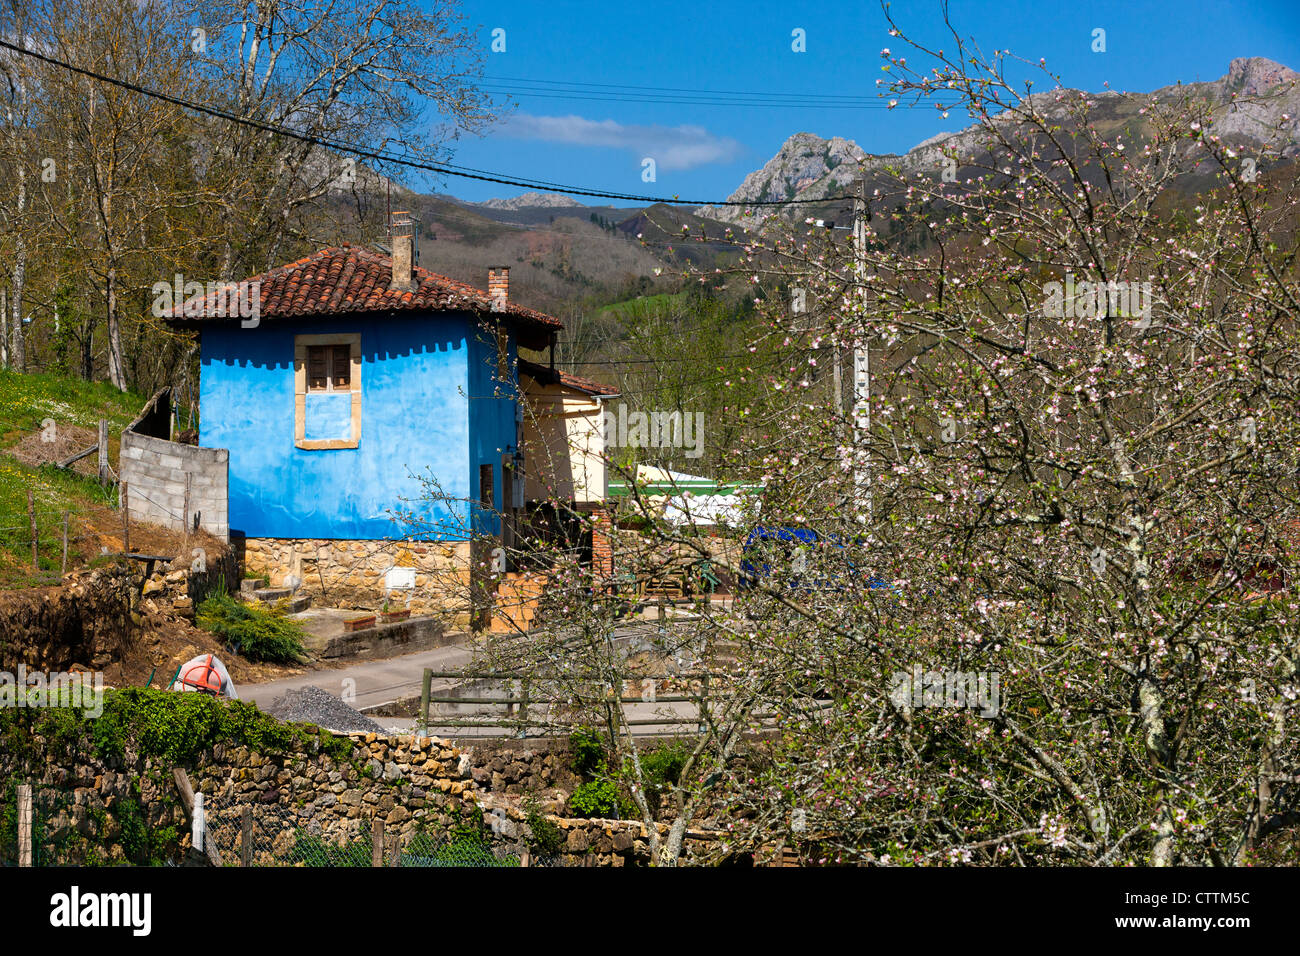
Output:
top-left (295, 333), bottom-right (361, 449)
top-left (307, 344), bottom-right (352, 391)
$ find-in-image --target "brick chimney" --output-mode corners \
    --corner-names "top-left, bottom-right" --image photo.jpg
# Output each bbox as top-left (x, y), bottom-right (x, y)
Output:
top-left (591, 506), bottom-right (615, 590)
top-left (488, 266), bottom-right (509, 312)
top-left (390, 211), bottom-right (418, 292)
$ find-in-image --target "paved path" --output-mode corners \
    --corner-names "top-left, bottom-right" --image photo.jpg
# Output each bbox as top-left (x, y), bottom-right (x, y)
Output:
top-left (239, 643), bottom-right (474, 713)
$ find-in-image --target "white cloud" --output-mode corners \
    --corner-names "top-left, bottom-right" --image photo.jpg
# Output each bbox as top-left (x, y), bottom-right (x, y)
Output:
top-left (496, 113), bottom-right (744, 171)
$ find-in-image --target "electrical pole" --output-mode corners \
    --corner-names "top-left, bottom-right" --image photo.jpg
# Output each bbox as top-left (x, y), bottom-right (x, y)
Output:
top-left (852, 190), bottom-right (871, 520)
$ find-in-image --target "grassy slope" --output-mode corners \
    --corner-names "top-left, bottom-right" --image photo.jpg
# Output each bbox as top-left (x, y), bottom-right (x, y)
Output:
top-left (0, 370), bottom-right (144, 585)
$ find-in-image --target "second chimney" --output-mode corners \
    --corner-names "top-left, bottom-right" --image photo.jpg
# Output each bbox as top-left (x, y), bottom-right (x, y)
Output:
top-left (488, 266), bottom-right (509, 311)
top-left (390, 211), bottom-right (417, 292)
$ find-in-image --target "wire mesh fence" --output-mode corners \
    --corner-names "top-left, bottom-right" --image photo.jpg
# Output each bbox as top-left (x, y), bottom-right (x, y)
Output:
top-left (205, 800), bottom-right (521, 867)
top-left (0, 780), bottom-right (180, 867)
top-left (0, 782), bottom-right (66, 867)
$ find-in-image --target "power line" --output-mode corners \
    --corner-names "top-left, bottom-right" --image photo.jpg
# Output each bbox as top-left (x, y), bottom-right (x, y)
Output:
top-left (555, 346), bottom-right (829, 367)
top-left (482, 75), bottom-right (944, 111)
top-left (414, 200), bottom-right (756, 250)
top-left (481, 86), bottom-right (902, 110)
top-left (485, 75), bottom-right (892, 102)
top-left (602, 351), bottom-right (828, 400)
top-left (0, 38), bottom-right (860, 210)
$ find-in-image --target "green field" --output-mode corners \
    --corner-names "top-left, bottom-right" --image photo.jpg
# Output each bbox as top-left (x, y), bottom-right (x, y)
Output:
top-left (0, 369), bottom-right (146, 585)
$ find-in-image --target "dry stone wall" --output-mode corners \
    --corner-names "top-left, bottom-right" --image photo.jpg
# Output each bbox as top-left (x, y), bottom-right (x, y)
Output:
top-left (0, 561), bottom-right (142, 671)
top-left (241, 537), bottom-right (472, 622)
top-left (0, 703), bottom-right (729, 867)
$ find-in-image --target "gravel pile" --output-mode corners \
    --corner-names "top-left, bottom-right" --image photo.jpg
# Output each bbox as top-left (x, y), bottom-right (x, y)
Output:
top-left (268, 684), bottom-right (385, 734)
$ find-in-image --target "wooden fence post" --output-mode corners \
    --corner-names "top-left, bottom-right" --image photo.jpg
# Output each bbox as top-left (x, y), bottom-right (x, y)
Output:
top-left (172, 768), bottom-right (222, 866)
top-left (120, 480), bottom-right (130, 554)
top-left (97, 419), bottom-right (108, 485)
top-left (420, 668), bottom-right (432, 736)
top-left (17, 784), bottom-right (32, 867)
top-left (371, 816), bottom-right (384, 867)
top-left (183, 473), bottom-right (192, 547)
top-left (192, 791), bottom-right (205, 852)
top-left (518, 678), bottom-right (531, 739)
top-left (27, 490), bottom-right (37, 569)
top-left (241, 807), bottom-right (253, 867)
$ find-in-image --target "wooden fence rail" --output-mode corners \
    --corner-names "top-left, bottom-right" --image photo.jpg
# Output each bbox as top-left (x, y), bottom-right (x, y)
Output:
top-left (417, 668), bottom-right (727, 738)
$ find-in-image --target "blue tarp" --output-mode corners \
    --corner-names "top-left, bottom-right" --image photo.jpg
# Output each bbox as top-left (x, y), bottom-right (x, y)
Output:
top-left (739, 527), bottom-right (897, 592)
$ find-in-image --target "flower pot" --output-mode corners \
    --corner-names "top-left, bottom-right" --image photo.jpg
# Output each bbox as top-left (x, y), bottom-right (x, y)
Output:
top-left (343, 615), bottom-right (376, 633)
top-left (380, 609), bottom-right (410, 623)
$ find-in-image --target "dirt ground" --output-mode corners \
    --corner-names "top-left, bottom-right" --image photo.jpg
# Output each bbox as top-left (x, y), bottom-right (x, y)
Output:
top-left (4, 417), bottom-right (311, 691)
top-left (113, 601), bottom-right (310, 690)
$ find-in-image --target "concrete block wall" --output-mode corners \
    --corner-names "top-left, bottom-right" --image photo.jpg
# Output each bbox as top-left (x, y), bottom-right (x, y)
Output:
top-left (119, 430), bottom-right (230, 541)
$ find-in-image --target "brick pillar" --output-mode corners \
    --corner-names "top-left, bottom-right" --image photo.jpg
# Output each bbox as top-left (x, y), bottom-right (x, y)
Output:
top-left (488, 266), bottom-right (509, 311)
top-left (390, 212), bottom-right (417, 292)
top-left (592, 507), bottom-right (615, 590)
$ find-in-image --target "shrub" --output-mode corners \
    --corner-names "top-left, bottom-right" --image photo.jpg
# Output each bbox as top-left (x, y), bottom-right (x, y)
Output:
top-left (570, 727), bottom-right (607, 777)
top-left (567, 780), bottom-right (633, 819)
top-left (523, 798), bottom-right (565, 855)
top-left (196, 589), bottom-right (308, 663)
top-left (633, 740), bottom-right (690, 810)
top-left (117, 795), bottom-right (179, 866)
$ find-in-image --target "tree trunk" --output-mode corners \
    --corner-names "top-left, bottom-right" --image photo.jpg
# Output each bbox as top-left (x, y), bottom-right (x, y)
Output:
top-left (4, 75), bottom-right (28, 370)
top-left (10, 237), bottom-right (26, 371)
top-left (0, 286), bottom-right (8, 368)
top-left (106, 258), bottom-right (125, 390)
top-left (1138, 677), bottom-right (1175, 865)
top-left (662, 818), bottom-right (687, 866)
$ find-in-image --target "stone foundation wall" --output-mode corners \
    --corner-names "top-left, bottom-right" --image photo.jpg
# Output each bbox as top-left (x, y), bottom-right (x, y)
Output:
top-left (138, 542), bottom-right (239, 620)
top-left (0, 701), bottom-right (730, 867)
top-left (241, 538), bottom-right (473, 621)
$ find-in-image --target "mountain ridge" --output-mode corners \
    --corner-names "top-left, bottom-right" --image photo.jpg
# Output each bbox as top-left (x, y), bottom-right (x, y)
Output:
top-left (694, 56), bottom-right (1300, 225)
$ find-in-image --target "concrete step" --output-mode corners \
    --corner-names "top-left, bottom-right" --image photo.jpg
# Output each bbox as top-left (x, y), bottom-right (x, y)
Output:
top-left (252, 588), bottom-right (311, 613)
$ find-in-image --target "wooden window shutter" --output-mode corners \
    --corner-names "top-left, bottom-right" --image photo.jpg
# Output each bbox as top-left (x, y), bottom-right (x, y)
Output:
top-left (331, 345), bottom-right (351, 388)
top-left (307, 346), bottom-right (327, 390)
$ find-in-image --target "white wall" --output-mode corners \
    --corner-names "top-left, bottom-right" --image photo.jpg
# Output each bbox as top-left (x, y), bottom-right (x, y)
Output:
top-left (521, 379), bottom-right (606, 505)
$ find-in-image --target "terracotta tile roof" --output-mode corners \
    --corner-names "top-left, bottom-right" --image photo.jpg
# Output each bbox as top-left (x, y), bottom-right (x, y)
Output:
top-left (557, 370), bottom-right (620, 397)
top-left (163, 244), bottom-right (563, 336)
top-left (518, 358), bottom-right (619, 397)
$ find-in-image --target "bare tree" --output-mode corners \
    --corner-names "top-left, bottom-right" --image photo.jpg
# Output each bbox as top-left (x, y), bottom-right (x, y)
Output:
top-left (704, 8), bottom-right (1300, 866)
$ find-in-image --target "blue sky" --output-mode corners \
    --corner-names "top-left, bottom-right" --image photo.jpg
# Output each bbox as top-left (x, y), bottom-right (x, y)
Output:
top-left (428, 0), bottom-right (1300, 205)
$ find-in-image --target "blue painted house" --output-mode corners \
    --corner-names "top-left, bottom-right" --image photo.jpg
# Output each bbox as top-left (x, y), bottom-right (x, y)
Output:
top-left (167, 227), bottom-right (565, 613)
